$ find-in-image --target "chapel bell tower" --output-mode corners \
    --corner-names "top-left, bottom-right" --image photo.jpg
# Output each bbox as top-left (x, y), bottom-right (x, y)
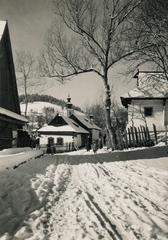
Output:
top-left (66, 93), bottom-right (74, 117)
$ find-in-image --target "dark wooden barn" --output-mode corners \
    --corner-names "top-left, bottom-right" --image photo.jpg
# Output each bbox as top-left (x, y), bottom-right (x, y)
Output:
top-left (0, 21), bottom-right (28, 150)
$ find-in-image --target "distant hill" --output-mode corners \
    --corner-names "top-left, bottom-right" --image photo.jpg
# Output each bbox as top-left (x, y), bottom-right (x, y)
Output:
top-left (19, 94), bottom-right (83, 112)
top-left (19, 94), bottom-right (85, 129)
top-left (20, 101), bottom-right (63, 115)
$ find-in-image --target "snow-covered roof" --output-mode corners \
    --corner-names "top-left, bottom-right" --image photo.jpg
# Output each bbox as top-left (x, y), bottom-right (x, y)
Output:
top-left (0, 107), bottom-right (28, 123)
top-left (121, 72), bottom-right (168, 99)
top-left (60, 114), bottom-right (89, 134)
top-left (38, 125), bottom-right (76, 133)
top-left (0, 21), bottom-right (6, 40)
top-left (71, 114), bottom-right (101, 130)
top-left (121, 85), bottom-right (168, 99)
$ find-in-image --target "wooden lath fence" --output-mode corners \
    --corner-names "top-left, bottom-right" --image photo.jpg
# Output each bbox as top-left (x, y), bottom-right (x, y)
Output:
top-left (46, 142), bottom-right (75, 154)
top-left (116, 124), bottom-right (159, 150)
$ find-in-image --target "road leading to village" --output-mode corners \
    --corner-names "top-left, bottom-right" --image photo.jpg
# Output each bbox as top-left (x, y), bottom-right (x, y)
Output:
top-left (11, 150), bottom-right (167, 240)
top-left (0, 147), bottom-right (168, 240)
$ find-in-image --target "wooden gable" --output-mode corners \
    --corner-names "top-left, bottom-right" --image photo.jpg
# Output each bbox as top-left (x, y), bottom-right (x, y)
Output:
top-left (49, 113), bottom-right (68, 127)
top-left (0, 21), bottom-right (20, 114)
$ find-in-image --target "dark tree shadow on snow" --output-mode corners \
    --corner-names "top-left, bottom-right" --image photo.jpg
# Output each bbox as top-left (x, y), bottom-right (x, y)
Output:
top-left (55, 145), bottom-right (168, 166)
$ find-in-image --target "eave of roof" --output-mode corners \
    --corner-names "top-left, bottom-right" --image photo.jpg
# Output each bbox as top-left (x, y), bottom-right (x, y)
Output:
top-left (38, 125), bottom-right (74, 132)
top-left (0, 107), bottom-right (28, 123)
top-left (60, 114), bottom-right (89, 133)
top-left (133, 70), bottom-right (165, 78)
top-left (71, 114), bottom-right (101, 130)
top-left (121, 86), bottom-right (168, 99)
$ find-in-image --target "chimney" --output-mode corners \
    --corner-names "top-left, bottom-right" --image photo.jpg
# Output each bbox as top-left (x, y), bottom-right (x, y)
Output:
top-left (133, 69), bottom-right (139, 86)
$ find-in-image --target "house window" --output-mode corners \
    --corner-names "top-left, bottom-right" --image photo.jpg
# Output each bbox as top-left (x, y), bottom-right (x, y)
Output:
top-left (48, 137), bottom-right (54, 146)
top-left (144, 107), bottom-right (153, 117)
top-left (57, 137), bottom-right (63, 145)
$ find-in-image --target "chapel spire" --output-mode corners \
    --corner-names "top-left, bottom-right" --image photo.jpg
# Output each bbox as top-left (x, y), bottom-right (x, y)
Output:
top-left (66, 93), bottom-right (73, 117)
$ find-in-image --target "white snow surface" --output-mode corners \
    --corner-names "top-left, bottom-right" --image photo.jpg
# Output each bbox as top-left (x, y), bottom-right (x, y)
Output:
top-left (0, 145), bottom-right (168, 240)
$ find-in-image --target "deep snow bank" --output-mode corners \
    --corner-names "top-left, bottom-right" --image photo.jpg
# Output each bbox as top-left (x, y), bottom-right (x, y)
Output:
top-left (0, 148), bottom-right (43, 171)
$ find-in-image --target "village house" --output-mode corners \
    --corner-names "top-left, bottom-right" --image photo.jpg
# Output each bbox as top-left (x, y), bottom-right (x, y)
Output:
top-left (121, 70), bottom-right (168, 132)
top-left (69, 114), bottom-right (101, 142)
top-left (0, 21), bottom-right (28, 150)
top-left (37, 94), bottom-right (101, 152)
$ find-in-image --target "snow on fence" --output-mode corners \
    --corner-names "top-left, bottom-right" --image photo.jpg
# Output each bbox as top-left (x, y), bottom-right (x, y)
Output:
top-left (117, 124), bottom-right (162, 150)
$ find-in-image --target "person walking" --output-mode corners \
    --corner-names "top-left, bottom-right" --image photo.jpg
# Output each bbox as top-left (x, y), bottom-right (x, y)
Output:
top-left (92, 139), bottom-right (98, 154)
top-left (86, 136), bottom-right (91, 151)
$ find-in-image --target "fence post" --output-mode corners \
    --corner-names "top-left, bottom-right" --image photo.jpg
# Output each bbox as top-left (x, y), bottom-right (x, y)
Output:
top-left (153, 124), bottom-right (158, 144)
top-left (128, 128), bottom-right (132, 147)
top-left (143, 126), bottom-right (148, 146)
top-left (117, 128), bottom-right (124, 150)
top-left (140, 125), bottom-right (146, 146)
top-left (124, 129), bottom-right (128, 149)
top-left (72, 142), bottom-right (74, 151)
top-left (130, 127), bottom-right (135, 147)
top-left (120, 131), bottom-right (124, 150)
top-left (146, 126), bottom-right (151, 141)
top-left (134, 127), bottom-right (139, 147)
top-left (138, 127), bottom-right (142, 147)
top-left (165, 125), bottom-right (167, 145)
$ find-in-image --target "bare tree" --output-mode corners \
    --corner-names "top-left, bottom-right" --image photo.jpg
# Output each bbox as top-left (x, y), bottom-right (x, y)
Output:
top-left (15, 51), bottom-right (38, 116)
top-left (39, 0), bottom-right (147, 150)
top-left (126, 0), bottom-right (168, 80)
top-left (84, 100), bottom-right (106, 130)
top-left (15, 50), bottom-right (52, 117)
top-left (43, 107), bottom-right (55, 124)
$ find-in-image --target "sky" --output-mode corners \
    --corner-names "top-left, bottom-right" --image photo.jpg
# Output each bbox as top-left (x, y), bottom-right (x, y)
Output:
top-left (0, 0), bottom-right (140, 109)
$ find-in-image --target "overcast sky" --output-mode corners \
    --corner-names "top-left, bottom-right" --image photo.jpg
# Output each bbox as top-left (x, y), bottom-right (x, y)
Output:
top-left (0, 0), bottom-right (137, 109)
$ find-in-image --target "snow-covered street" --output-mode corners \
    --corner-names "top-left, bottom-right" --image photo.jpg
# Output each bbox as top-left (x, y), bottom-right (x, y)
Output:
top-left (0, 146), bottom-right (168, 240)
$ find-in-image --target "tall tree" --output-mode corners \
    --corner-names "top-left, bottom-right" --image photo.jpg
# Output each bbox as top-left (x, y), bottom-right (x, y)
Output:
top-left (84, 96), bottom-right (127, 147)
top-left (126, 0), bottom-right (168, 79)
top-left (84, 100), bottom-right (106, 130)
top-left (15, 51), bottom-right (52, 117)
top-left (15, 51), bottom-right (38, 117)
top-left (39, 0), bottom-right (146, 149)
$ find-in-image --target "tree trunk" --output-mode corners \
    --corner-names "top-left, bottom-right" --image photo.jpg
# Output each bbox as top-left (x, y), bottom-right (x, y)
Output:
top-left (24, 91), bottom-right (28, 117)
top-left (105, 84), bottom-right (117, 150)
top-left (24, 79), bottom-right (28, 117)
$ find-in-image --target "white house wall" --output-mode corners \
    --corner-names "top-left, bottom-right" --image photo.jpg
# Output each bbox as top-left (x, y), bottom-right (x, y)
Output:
top-left (39, 133), bottom-right (83, 148)
top-left (74, 134), bottom-right (82, 147)
top-left (127, 99), bottom-right (165, 131)
top-left (39, 134), bottom-right (74, 148)
top-left (92, 129), bottom-right (100, 141)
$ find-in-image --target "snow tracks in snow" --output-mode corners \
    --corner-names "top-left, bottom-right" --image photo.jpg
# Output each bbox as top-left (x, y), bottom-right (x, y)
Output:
top-left (0, 154), bottom-right (168, 240)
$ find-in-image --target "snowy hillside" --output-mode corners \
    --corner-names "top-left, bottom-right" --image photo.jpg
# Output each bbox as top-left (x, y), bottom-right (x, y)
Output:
top-left (0, 145), bottom-right (168, 240)
top-left (20, 101), bottom-right (85, 116)
top-left (20, 102), bottom-right (63, 115)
